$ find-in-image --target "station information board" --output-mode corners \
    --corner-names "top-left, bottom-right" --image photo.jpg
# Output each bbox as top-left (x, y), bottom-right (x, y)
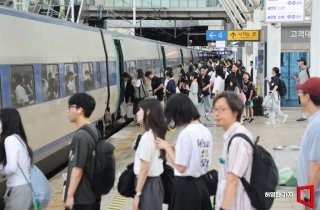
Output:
top-left (227, 30), bottom-right (260, 41)
top-left (265, 0), bottom-right (305, 22)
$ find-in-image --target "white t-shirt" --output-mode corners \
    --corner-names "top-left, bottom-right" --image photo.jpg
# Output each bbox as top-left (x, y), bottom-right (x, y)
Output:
top-left (135, 78), bottom-right (142, 88)
top-left (15, 85), bottom-right (29, 104)
top-left (67, 80), bottom-right (76, 93)
top-left (212, 75), bottom-right (225, 94)
top-left (175, 123), bottom-right (213, 177)
top-left (134, 130), bottom-right (164, 177)
top-left (0, 135), bottom-right (31, 187)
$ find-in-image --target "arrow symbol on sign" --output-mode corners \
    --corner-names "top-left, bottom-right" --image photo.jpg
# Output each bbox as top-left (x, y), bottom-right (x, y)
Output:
top-left (209, 32), bottom-right (215, 39)
top-left (230, 32), bottom-right (236, 39)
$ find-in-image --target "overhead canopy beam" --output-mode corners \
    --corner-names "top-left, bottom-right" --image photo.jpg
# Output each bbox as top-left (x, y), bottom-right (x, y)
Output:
top-left (219, 0), bottom-right (242, 29)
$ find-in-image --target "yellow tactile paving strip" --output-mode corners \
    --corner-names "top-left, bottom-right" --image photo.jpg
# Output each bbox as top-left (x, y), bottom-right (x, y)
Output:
top-left (107, 195), bottom-right (128, 210)
top-left (45, 128), bottom-right (142, 210)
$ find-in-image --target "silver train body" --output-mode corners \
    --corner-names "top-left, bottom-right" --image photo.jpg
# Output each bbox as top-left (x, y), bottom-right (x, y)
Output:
top-left (0, 6), bottom-right (202, 186)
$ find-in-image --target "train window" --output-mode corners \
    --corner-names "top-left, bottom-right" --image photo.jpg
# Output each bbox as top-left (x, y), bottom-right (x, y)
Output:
top-left (129, 60), bottom-right (136, 76)
top-left (95, 62), bottom-right (102, 88)
top-left (41, 64), bottom-right (60, 101)
top-left (146, 60), bottom-right (153, 72)
top-left (10, 65), bottom-right (35, 107)
top-left (82, 63), bottom-right (94, 91)
top-left (64, 63), bottom-right (78, 96)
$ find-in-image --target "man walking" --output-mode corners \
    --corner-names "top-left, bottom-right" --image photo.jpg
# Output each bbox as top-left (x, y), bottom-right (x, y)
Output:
top-left (296, 77), bottom-right (320, 209)
top-left (145, 71), bottom-right (164, 102)
top-left (65, 93), bottom-right (101, 210)
top-left (293, 58), bottom-right (310, 121)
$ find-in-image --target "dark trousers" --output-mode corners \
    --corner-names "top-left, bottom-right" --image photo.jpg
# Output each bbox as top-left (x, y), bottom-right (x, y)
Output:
top-left (66, 197), bottom-right (101, 210)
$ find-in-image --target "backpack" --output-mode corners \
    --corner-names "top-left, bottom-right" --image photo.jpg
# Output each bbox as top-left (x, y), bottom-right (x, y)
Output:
top-left (278, 79), bottom-right (287, 97)
top-left (227, 134), bottom-right (278, 210)
top-left (251, 82), bottom-right (257, 98)
top-left (81, 126), bottom-right (116, 195)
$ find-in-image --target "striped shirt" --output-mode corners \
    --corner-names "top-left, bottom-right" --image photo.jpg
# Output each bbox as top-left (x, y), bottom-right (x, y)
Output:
top-left (215, 122), bottom-right (255, 210)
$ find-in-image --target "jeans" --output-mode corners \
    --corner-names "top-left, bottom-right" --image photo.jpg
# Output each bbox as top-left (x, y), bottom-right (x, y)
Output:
top-left (197, 95), bottom-right (211, 114)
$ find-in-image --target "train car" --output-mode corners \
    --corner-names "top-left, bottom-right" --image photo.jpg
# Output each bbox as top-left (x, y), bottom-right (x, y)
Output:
top-left (0, 6), bottom-right (199, 194)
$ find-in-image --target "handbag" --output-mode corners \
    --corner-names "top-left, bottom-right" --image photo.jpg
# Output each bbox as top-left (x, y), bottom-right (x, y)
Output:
top-left (161, 162), bottom-right (174, 204)
top-left (16, 135), bottom-right (51, 209)
top-left (117, 163), bottom-right (135, 197)
top-left (134, 79), bottom-right (148, 99)
top-left (202, 169), bottom-right (218, 196)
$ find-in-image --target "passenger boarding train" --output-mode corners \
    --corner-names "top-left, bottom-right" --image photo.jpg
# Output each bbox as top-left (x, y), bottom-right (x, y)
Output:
top-left (0, 6), bottom-right (205, 189)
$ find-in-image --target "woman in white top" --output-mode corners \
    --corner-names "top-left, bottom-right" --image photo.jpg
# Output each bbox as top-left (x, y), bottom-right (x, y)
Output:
top-left (133, 99), bottom-right (167, 210)
top-left (188, 72), bottom-right (199, 106)
top-left (0, 108), bottom-right (33, 210)
top-left (212, 65), bottom-right (225, 97)
top-left (156, 94), bottom-right (213, 210)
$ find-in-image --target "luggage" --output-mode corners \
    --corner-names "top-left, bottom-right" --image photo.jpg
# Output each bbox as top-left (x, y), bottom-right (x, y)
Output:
top-left (253, 96), bottom-right (264, 116)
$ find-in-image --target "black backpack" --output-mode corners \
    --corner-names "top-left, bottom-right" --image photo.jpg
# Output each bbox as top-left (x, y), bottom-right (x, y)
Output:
top-left (81, 126), bottom-right (116, 195)
top-left (278, 79), bottom-right (287, 97)
top-left (227, 134), bottom-right (278, 210)
top-left (251, 82), bottom-right (257, 98)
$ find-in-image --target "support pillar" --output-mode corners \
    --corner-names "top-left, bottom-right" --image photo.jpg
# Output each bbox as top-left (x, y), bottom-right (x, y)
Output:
top-left (266, 23), bottom-right (281, 79)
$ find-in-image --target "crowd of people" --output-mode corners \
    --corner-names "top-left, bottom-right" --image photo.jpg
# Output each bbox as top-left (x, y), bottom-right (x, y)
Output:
top-left (0, 57), bottom-right (319, 210)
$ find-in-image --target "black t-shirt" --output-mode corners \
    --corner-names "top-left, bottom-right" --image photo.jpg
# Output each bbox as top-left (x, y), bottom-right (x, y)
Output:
top-left (64, 124), bottom-right (97, 205)
top-left (243, 81), bottom-right (254, 100)
top-left (197, 75), bottom-right (211, 96)
top-left (151, 76), bottom-right (164, 101)
top-left (270, 76), bottom-right (280, 91)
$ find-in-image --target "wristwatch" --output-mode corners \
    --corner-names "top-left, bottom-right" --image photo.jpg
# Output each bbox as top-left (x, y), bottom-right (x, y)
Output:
top-left (135, 192), bottom-right (142, 197)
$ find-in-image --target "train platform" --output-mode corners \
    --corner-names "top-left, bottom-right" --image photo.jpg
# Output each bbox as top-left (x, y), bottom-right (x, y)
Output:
top-left (47, 109), bottom-right (307, 210)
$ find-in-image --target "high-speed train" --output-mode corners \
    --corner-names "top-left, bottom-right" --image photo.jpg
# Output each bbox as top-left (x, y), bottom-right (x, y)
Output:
top-left (0, 5), bottom-right (203, 184)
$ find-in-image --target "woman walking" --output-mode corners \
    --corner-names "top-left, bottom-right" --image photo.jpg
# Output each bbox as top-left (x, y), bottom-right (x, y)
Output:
top-left (264, 67), bottom-right (288, 124)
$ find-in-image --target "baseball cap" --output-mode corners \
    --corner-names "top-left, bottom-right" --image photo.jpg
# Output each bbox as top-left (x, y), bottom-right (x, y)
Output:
top-left (296, 77), bottom-right (320, 97)
top-left (297, 57), bottom-right (307, 64)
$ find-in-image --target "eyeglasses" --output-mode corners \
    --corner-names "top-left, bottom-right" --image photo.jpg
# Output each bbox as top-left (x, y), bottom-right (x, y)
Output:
top-left (212, 107), bottom-right (230, 113)
top-left (68, 105), bottom-right (78, 109)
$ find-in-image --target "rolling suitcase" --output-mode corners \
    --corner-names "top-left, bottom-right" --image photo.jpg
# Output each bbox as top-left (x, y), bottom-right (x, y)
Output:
top-left (253, 96), bottom-right (264, 116)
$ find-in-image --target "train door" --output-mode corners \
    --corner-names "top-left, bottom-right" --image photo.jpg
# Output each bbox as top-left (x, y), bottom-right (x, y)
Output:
top-left (281, 51), bottom-right (309, 107)
top-left (180, 49), bottom-right (184, 65)
top-left (161, 46), bottom-right (166, 71)
top-left (114, 39), bottom-right (125, 119)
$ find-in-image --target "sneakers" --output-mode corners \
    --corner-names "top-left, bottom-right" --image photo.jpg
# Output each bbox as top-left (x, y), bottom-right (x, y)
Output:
top-left (243, 118), bottom-right (249, 122)
top-left (205, 113), bottom-right (210, 121)
top-left (265, 121), bottom-right (275, 125)
top-left (296, 117), bottom-right (307, 122)
top-left (117, 118), bottom-right (126, 123)
top-left (249, 118), bottom-right (254, 123)
top-left (282, 115), bottom-right (288, 123)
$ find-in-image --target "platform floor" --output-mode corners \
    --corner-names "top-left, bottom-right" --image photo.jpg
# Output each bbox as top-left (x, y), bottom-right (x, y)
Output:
top-left (46, 109), bottom-right (309, 210)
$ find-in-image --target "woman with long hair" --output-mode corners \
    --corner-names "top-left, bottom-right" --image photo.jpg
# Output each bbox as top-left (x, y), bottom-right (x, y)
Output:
top-left (133, 99), bottom-right (167, 210)
top-left (0, 108), bottom-right (33, 210)
top-left (212, 65), bottom-right (225, 97)
top-left (132, 69), bottom-right (148, 116)
top-left (156, 94), bottom-right (213, 210)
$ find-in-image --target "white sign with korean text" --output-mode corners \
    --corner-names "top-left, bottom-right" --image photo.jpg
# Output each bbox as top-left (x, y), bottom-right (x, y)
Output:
top-left (266, 0), bottom-right (305, 22)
